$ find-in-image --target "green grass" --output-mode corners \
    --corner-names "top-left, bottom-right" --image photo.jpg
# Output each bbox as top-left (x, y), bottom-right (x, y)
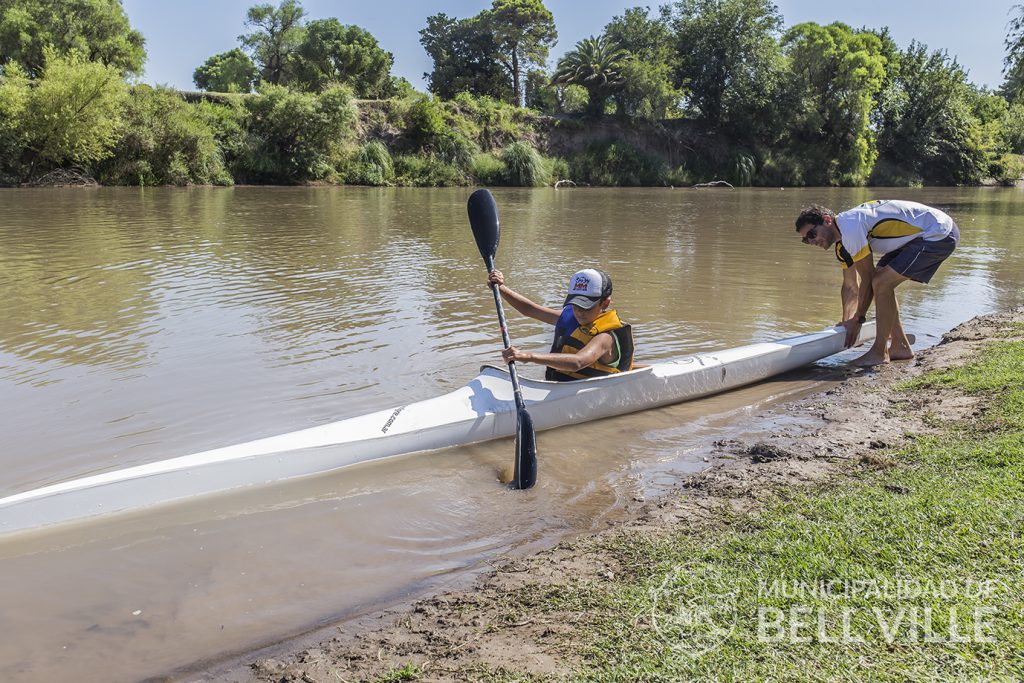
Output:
top-left (900, 341), bottom-right (1024, 429)
top-left (373, 662), bottom-right (424, 682)
top-left (499, 338), bottom-right (1024, 681)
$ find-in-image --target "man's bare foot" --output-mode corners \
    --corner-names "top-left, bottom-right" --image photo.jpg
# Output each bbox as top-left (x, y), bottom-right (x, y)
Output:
top-left (888, 347), bottom-right (915, 361)
top-left (851, 350), bottom-right (889, 367)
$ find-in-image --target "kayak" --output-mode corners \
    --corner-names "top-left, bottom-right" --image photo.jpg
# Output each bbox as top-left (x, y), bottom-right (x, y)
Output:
top-left (0, 322), bottom-right (875, 537)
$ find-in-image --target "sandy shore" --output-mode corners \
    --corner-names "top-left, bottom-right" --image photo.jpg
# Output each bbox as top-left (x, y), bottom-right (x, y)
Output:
top-left (198, 308), bottom-right (1023, 683)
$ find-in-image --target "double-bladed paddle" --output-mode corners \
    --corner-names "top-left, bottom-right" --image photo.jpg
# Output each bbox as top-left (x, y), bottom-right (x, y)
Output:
top-left (467, 189), bottom-right (538, 490)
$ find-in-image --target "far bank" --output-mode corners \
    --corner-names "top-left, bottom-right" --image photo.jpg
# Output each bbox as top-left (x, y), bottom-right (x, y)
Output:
top-left (4, 85), bottom-right (1024, 190)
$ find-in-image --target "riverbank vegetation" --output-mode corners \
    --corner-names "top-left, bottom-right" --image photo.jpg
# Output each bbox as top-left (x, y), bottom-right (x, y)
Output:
top-left (2, 0), bottom-right (1024, 187)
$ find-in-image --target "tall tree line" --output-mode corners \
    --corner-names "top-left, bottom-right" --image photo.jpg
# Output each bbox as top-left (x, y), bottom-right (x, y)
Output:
top-left (3, 0), bottom-right (1024, 187)
top-left (192, 0), bottom-right (406, 98)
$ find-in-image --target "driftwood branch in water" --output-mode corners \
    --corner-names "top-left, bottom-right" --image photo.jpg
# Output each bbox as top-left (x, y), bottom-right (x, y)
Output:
top-left (24, 168), bottom-right (98, 187)
top-left (691, 180), bottom-right (734, 188)
top-left (554, 179), bottom-right (577, 188)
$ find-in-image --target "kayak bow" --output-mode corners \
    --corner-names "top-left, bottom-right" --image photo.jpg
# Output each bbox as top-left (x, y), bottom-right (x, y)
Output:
top-left (0, 323), bottom-right (874, 537)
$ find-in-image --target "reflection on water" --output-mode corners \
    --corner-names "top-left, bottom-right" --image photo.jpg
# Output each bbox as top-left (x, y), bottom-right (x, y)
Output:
top-left (0, 186), bottom-right (1022, 682)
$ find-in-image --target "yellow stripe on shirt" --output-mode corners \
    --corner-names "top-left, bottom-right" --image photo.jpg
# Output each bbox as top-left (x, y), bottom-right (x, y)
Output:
top-left (868, 219), bottom-right (923, 239)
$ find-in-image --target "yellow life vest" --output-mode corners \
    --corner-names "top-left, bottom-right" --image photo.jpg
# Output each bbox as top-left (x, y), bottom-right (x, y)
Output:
top-left (546, 308), bottom-right (635, 381)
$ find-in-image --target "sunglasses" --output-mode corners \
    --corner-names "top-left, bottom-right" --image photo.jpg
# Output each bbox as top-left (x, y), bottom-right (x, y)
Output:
top-left (801, 226), bottom-right (819, 244)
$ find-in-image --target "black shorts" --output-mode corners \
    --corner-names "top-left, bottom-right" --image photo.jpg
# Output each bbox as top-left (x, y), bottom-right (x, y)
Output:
top-left (876, 235), bottom-right (957, 283)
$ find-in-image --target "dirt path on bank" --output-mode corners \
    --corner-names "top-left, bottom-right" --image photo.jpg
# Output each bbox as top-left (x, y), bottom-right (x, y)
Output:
top-left (202, 309), bottom-right (1024, 683)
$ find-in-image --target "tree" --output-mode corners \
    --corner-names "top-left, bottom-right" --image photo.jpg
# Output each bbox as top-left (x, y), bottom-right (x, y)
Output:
top-left (0, 62), bottom-right (31, 182)
top-left (487, 0), bottom-right (557, 106)
top-left (1003, 101), bottom-right (1024, 154)
top-left (290, 19), bottom-right (394, 97)
top-left (0, 0), bottom-right (145, 77)
top-left (604, 7), bottom-right (682, 120)
top-left (668, 0), bottom-right (785, 135)
top-left (419, 13), bottom-right (511, 101)
top-left (239, 0), bottom-right (306, 85)
top-left (16, 48), bottom-right (128, 178)
top-left (874, 41), bottom-right (989, 185)
top-left (193, 48), bottom-right (258, 93)
top-left (1002, 4), bottom-right (1024, 102)
top-left (553, 36), bottom-right (628, 117)
top-left (782, 22), bottom-right (887, 185)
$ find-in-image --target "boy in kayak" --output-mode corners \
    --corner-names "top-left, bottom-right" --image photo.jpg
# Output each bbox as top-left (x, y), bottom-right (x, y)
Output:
top-left (795, 199), bottom-right (959, 367)
top-left (487, 268), bottom-right (634, 381)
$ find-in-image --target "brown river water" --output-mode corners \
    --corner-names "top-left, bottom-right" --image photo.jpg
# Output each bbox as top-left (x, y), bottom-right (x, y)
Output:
top-left (1, 186), bottom-right (1022, 681)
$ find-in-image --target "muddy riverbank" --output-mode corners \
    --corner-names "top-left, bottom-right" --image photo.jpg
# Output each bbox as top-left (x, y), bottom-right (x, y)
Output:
top-left (198, 308), bottom-right (1024, 682)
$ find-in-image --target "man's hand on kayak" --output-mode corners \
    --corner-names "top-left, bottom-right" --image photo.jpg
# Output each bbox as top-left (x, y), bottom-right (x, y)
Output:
top-left (838, 318), bottom-right (863, 348)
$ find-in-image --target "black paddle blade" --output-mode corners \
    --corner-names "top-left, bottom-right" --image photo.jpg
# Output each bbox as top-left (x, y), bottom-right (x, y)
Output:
top-left (467, 188), bottom-right (500, 264)
top-left (511, 408), bottom-right (537, 490)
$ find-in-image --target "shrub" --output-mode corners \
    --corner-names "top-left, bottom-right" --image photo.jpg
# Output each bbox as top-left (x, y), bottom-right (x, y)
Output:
top-left (730, 153), bottom-right (756, 186)
top-left (992, 153), bottom-right (1024, 186)
top-left (665, 165), bottom-right (694, 186)
top-left (358, 140), bottom-right (394, 177)
top-left (393, 155), bottom-right (466, 186)
top-left (867, 158), bottom-right (922, 187)
top-left (543, 155), bottom-right (570, 184)
top-left (431, 132), bottom-right (478, 169)
top-left (750, 150), bottom-right (807, 186)
top-left (501, 141), bottom-right (547, 186)
top-left (193, 99), bottom-right (248, 172)
top-left (98, 86), bottom-right (232, 186)
top-left (406, 96), bottom-right (450, 144)
top-left (447, 92), bottom-right (537, 150)
top-left (568, 140), bottom-right (665, 186)
top-left (470, 152), bottom-right (505, 185)
top-left (345, 140), bottom-right (394, 186)
top-left (239, 83), bottom-right (356, 183)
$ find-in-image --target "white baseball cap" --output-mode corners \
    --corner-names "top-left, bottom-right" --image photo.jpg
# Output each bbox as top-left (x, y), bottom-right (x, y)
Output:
top-left (563, 269), bottom-right (613, 309)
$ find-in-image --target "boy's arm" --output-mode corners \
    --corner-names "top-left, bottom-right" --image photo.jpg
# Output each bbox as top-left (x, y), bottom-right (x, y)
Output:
top-left (489, 270), bottom-right (561, 325)
top-left (503, 333), bottom-right (614, 372)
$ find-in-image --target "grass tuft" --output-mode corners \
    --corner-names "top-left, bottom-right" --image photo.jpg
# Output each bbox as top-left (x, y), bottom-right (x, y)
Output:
top-left (501, 141), bottom-right (548, 187)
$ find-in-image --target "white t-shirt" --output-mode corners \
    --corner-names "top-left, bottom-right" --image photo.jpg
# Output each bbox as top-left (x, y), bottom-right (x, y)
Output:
top-left (833, 200), bottom-right (959, 269)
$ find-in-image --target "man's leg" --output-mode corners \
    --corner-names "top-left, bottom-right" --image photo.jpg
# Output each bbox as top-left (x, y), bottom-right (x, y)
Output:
top-left (852, 266), bottom-right (908, 367)
top-left (887, 299), bottom-right (914, 361)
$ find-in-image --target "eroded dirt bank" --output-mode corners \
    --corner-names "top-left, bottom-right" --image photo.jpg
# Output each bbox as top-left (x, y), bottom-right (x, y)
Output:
top-left (201, 309), bottom-right (1023, 683)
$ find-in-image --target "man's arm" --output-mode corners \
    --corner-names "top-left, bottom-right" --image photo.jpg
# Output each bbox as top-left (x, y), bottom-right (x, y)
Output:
top-left (503, 333), bottom-right (614, 372)
top-left (839, 257), bottom-right (875, 347)
top-left (488, 270), bottom-right (560, 325)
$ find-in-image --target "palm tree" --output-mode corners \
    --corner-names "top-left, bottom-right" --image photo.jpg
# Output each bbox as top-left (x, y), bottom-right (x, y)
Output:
top-left (553, 35), bottom-right (628, 117)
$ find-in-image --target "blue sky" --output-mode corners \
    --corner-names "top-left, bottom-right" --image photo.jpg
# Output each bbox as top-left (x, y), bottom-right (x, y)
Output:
top-left (122, 0), bottom-right (1019, 92)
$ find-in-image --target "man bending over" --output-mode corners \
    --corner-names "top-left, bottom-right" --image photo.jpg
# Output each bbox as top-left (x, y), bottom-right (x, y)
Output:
top-left (795, 200), bottom-right (959, 367)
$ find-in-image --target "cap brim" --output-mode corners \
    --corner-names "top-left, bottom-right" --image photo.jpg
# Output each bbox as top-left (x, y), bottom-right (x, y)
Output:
top-left (564, 294), bottom-right (602, 309)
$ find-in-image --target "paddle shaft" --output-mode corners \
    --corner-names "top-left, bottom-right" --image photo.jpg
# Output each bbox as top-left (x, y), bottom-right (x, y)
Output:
top-left (467, 187), bottom-right (537, 489)
top-left (485, 254), bottom-right (529, 414)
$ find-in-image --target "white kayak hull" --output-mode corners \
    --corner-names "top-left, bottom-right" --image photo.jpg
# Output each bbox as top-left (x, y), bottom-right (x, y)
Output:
top-left (0, 323), bottom-right (874, 537)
